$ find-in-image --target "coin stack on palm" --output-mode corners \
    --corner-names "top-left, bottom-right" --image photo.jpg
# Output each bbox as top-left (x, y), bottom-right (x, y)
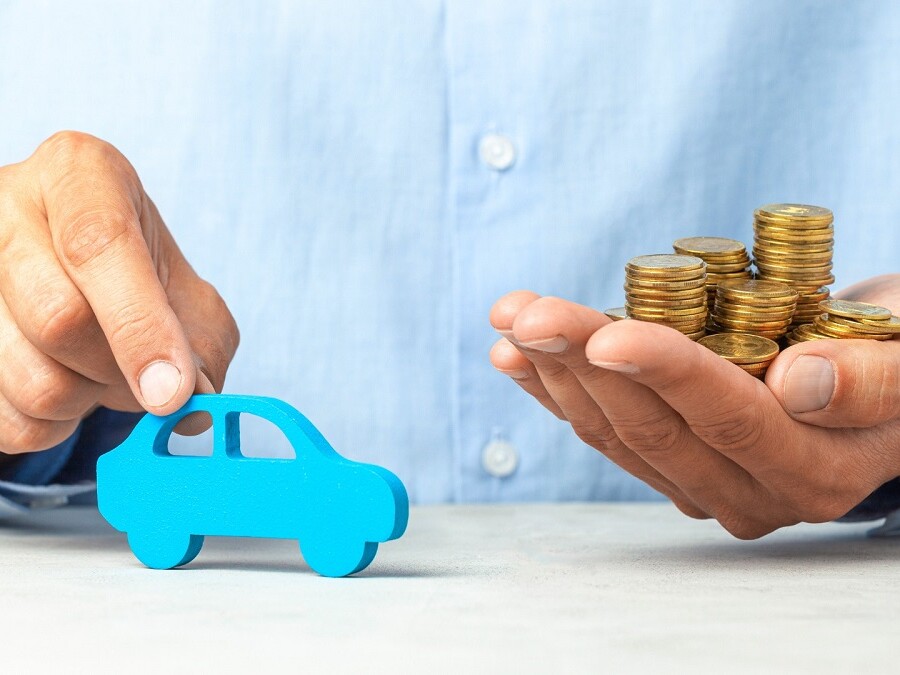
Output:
top-left (788, 299), bottom-right (900, 343)
top-left (697, 333), bottom-right (780, 379)
top-left (672, 236), bottom-right (751, 308)
top-left (710, 279), bottom-right (798, 340)
top-left (752, 204), bottom-right (833, 328)
top-left (624, 254), bottom-right (707, 339)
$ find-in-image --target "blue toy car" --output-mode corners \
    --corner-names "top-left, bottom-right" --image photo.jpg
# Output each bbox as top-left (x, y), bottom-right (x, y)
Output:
top-left (97, 394), bottom-right (409, 577)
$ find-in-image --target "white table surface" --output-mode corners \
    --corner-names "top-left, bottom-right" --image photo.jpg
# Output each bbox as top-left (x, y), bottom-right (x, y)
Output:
top-left (1, 503), bottom-right (898, 674)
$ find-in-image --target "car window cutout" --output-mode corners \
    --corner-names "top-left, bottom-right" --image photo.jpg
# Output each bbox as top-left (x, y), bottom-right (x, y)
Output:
top-left (235, 413), bottom-right (297, 459)
top-left (165, 412), bottom-right (214, 456)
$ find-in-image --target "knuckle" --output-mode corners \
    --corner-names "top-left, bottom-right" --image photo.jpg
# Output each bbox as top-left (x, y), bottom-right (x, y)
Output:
top-left (32, 290), bottom-right (95, 350)
top-left (572, 419), bottom-right (619, 451)
top-left (612, 408), bottom-right (684, 454)
top-left (785, 470), bottom-right (866, 523)
top-left (671, 498), bottom-right (710, 520)
top-left (1, 415), bottom-right (65, 454)
top-left (192, 333), bottom-right (230, 390)
top-left (717, 509), bottom-right (778, 540)
top-left (107, 302), bottom-right (161, 363)
top-left (696, 407), bottom-right (763, 453)
top-left (40, 130), bottom-right (94, 161)
top-left (848, 356), bottom-right (900, 425)
top-left (528, 357), bottom-right (568, 384)
top-left (201, 280), bottom-right (240, 353)
top-left (58, 205), bottom-right (137, 268)
top-left (10, 368), bottom-right (80, 420)
top-left (40, 132), bottom-right (136, 181)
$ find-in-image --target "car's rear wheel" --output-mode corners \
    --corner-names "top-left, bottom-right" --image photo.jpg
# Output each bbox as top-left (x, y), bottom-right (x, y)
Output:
top-left (127, 530), bottom-right (205, 569)
top-left (299, 535), bottom-right (378, 577)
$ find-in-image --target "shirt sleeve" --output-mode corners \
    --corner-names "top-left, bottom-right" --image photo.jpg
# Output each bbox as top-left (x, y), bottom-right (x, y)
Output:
top-left (0, 408), bottom-right (142, 512)
top-left (837, 477), bottom-right (900, 523)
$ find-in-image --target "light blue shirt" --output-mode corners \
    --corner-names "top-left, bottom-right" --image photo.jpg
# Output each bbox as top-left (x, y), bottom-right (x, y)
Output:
top-left (1, 1), bottom-right (899, 514)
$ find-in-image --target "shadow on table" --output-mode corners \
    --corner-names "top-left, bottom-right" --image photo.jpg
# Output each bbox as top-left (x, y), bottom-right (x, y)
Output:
top-left (631, 530), bottom-right (900, 568)
top-left (2, 509), bottom-right (449, 577)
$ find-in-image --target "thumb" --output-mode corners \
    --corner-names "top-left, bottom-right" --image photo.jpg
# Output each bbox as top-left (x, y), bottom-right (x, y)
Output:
top-left (767, 338), bottom-right (900, 428)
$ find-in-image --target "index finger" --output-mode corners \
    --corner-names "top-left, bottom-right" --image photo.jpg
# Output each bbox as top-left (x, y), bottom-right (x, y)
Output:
top-left (38, 133), bottom-right (196, 414)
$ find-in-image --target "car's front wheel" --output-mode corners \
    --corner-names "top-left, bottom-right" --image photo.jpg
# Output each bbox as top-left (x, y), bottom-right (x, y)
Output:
top-left (299, 534), bottom-right (378, 577)
top-left (127, 529), bottom-right (205, 569)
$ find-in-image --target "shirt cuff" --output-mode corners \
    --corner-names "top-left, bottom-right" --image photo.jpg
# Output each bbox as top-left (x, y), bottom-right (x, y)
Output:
top-left (0, 426), bottom-right (81, 485)
top-left (837, 477), bottom-right (900, 522)
top-left (0, 408), bottom-right (142, 512)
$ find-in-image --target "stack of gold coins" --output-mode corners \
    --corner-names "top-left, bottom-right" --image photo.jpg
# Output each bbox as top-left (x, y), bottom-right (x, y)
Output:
top-left (710, 279), bottom-right (798, 340)
top-left (810, 299), bottom-right (900, 341)
top-left (624, 254), bottom-right (707, 339)
top-left (752, 204), bottom-right (834, 327)
top-left (673, 236), bottom-right (752, 307)
top-left (603, 307), bottom-right (628, 321)
top-left (785, 323), bottom-right (830, 345)
top-left (698, 333), bottom-right (780, 379)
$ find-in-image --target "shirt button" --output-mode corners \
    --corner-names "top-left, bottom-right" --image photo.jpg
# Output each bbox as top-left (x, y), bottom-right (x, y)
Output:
top-left (479, 133), bottom-right (517, 171)
top-left (481, 439), bottom-right (519, 478)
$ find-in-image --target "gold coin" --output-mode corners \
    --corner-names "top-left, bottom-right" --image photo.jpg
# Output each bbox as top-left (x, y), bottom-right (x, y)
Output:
top-left (625, 284), bottom-right (707, 298)
top-left (739, 362), bottom-right (772, 374)
top-left (628, 309), bottom-right (707, 322)
top-left (716, 279), bottom-right (798, 300)
top-left (793, 324), bottom-right (830, 341)
top-left (626, 304), bottom-right (708, 318)
top-left (604, 307), bottom-right (629, 321)
top-left (697, 333), bottom-right (779, 364)
top-left (753, 255), bottom-right (834, 269)
top-left (856, 315), bottom-right (900, 332)
top-left (754, 203), bottom-right (834, 225)
top-left (626, 254), bottom-right (706, 277)
top-left (702, 261), bottom-right (753, 274)
top-left (824, 314), bottom-right (897, 335)
top-left (673, 236), bottom-right (747, 258)
top-left (624, 294), bottom-right (707, 308)
top-left (755, 264), bottom-right (834, 278)
top-left (625, 276), bottom-right (707, 290)
top-left (754, 224), bottom-right (834, 239)
top-left (753, 242), bottom-right (834, 255)
top-left (715, 317), bottom-right (792, 330)
top-left (755, 223), bottom-right (834, 235)
top-left (654, 317), bottom-right (709, 330)
top-left (714, 298), bottom-right (797, 312)
top-left (685, 329), bottom-right (707, 340)
top-left (757, 272), bottom-right (836, 287)
top-left (817, 299), bottom-right (892, 321)
top-left (813, 317), bottom-right (890, 339)
top-left (705, 272), bottom-right (753, 283)
top-left (755, 230), bottom-right (834, 245)
top-left (803, 287), bottom-right (831, 300)
top-left (715, 308), bottom-right (796, 322)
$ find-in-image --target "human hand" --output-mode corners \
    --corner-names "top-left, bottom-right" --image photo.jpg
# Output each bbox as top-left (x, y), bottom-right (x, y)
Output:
top-left (0, 132), bottom-right (239, 455)
top-left (489, 281), bottom-right (900, 538)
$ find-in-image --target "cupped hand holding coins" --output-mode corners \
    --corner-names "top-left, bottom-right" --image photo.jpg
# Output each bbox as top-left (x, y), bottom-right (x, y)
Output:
top-left (489, 204), bottom-right (900, 538)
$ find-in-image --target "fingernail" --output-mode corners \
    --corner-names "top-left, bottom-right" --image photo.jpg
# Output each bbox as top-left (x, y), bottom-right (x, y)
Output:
top-left (587, 359), bottom-right (639, 374)
top-left (139, 361), bottom-right (183, 407)
top-left (499, 368), bottom-right (529, 380)
top-left (784, 355), bottom-right (835, 413)
top-left (519, 336), bottom-right (569, 353)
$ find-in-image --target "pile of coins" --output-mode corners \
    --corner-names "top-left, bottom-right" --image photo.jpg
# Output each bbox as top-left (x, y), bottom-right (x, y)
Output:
top-left (623, 254), bottom-right (707, 340)
top-left (601, 203), bottom-right (899, 376)
top-left (753, 204), bottom-right (834, 328)
top-left (673, 237), bottom-right (752, 307)
top-left (788, 299), bottom-right (900, 343)
top-left (697, 333), bottom-right (780, 379)
top-left (709, 279), bottom-right (798, 340)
